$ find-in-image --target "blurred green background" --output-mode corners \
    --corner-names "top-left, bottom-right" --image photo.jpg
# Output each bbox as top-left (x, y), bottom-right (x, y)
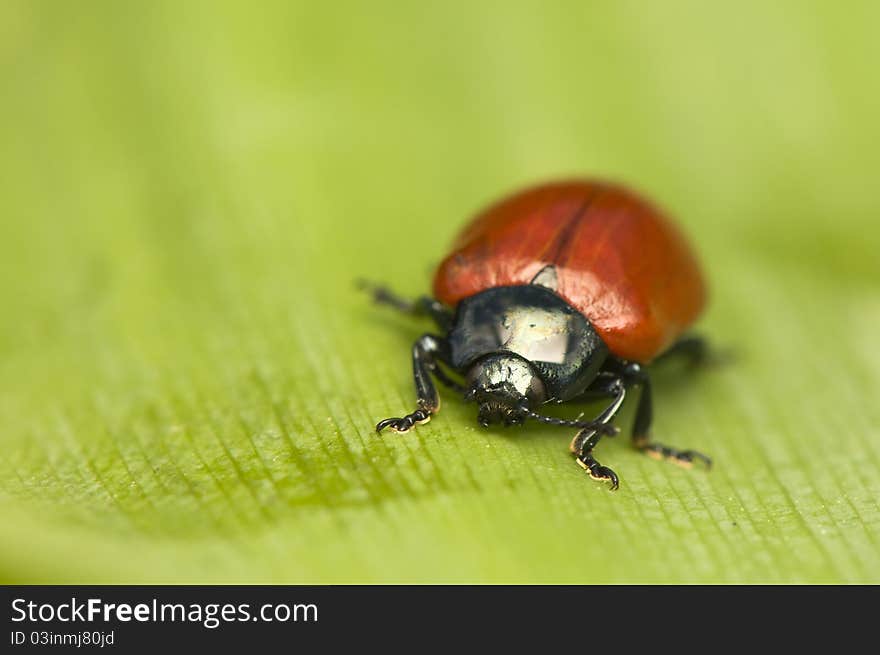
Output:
top-left (1, 0), bottom-right (879, 583)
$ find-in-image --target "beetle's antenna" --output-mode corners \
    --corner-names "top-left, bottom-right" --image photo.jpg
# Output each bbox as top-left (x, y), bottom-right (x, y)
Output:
top-left (522, 408), bottom-right (619, 435)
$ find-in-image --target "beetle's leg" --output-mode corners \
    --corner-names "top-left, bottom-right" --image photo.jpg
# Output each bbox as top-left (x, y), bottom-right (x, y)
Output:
top-left (655, 335), bottom-right (709, 366)
top-left (569, 378), bottom-right (625, 453)
top-left (432, 363), bottom-right (465, 394)
top-left (656, 335), bottom-right (734, 369)
top-left (569, 378), bottom-right (626, 490)
top-left (621, 363), bottom-right (712, 469)
top-left (376, 334), bottom-right (453, 434)
top-left (573, 431), bottom-right (619, 490)
top-left (357, 280), bottom-right (453, 331)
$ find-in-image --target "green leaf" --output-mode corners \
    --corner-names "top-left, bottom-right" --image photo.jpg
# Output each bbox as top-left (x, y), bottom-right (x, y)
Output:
top-left (1, 0), bottom-right (879, 583)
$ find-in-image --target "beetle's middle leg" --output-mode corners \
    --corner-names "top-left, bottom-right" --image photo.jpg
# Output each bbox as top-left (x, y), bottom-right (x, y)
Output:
top-left (357, 280), bottom-right (453, 331)
top-left (376, 334), bottom-right (460, 434)
top-left (616, 361), bottom-right (712, 469)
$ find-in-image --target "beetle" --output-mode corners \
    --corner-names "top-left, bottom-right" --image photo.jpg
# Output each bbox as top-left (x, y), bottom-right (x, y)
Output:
top-left (362, 179), bottom-right (711, 489)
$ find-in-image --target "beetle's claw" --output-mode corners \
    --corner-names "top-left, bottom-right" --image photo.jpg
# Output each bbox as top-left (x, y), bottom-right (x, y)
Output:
top-left (595, 467), bottom-right (620, 491)
top-left (680, 450), bottom-right (712, 469)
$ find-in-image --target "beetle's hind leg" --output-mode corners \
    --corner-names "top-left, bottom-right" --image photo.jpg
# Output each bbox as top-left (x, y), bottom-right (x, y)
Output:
top-left (376, 334), bottom-right (460, 434)
top-left (655, 334), bottom-right (735, 370)
top-left (654, 335), bottom-right (710, 367)
top-left (357, 280), bottom-right (453, 331)
top-left (625, 363), bottom-right (712, 469)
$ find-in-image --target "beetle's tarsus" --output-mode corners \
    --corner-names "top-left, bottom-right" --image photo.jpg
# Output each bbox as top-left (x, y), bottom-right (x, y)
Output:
top-left (576, 453), bottom-right (619, 490)
top-left (376, 409), bottom-right (432, 434)
top-left (634, 435), bottom-right (712, 469)
top-left (570, 422), bottom-right (620, 489)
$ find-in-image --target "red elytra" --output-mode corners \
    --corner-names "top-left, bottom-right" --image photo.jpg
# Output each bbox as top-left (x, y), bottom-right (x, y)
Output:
top-left (432, 180), bottom-right (706, 363)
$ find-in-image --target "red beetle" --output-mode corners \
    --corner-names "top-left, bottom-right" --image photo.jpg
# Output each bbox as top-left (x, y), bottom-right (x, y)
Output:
top-left (363, 180), bottom-right (711, 489)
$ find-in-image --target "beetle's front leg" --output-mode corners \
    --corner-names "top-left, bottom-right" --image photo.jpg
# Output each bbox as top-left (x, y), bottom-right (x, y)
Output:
top-left (570, 378), bottom-right (626, 490)
top-left (573, 430), bottom-right (620, 491)
top-left (376, 334), bottom-right (454, 434)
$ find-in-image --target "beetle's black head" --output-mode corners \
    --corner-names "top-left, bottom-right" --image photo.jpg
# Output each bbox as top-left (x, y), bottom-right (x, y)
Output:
top-left (465, 353), bottom-right (547, 427)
